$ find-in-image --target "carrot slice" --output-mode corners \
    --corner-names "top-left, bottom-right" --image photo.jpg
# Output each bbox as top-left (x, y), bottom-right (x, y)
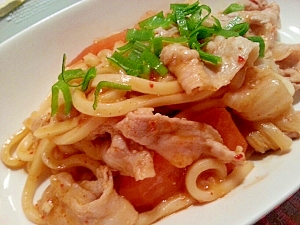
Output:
top-left (117, 153), bottom-right (186, 212)
top-left (116, 108), bottom-right (247, 212)
top-left (68, 29), bottom-right (127, 66)
top-left (192, 107), bottom-right (248, 151)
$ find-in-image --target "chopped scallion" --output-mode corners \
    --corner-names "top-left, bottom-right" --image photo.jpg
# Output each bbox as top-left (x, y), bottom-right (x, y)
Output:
top-left (182, 1), bottom-right (200, 15)
top-left (127, 41), bottom-right (148, 63)
top-left (224, 16), bottom-right (242, 30)
top-left (51, 80), bottom-right (72, 116)
top-left (222, 3), bottom-right (245, 15)
top-left (247, 36), bottom-right (265, 57)
top-left (161, 36), bottom-right (189, 44)
top-left (170, 3), bottom-right (189, 11)
top-left (81, 67), bottom-right (97, 91)
top-left (141, 49), bottom-right (169, 76)
top-left (230, 22), bottom-right (249, 36)
top-left (117, 41), bottom-right (134, 54)
top-left (191, 41), bottom-right (222, 65)
top-left (126, 29), bottom-right (154, 41)
top-left (214, 28), bottom-right (240, 38)
top-left (174, 8), bottom-right (190, 37)
top-left (138, 11), bottom-right (172, 29)
top-left (108, 51), bottom-right (143, 76)
top-left (151, 37), bottom-right (164, 56)
top-left (93, 81), bottom-right (131, 109)
top-left (60, 69), bottom-right (86, 86)
top-left (51, 55), bottom-right (97, 116)
top-left (151, 36), bottom-right (189, 56)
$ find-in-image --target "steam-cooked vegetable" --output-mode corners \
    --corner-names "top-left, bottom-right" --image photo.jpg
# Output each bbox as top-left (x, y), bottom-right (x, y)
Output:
top-left (223, 67), bottom-right (293, 121)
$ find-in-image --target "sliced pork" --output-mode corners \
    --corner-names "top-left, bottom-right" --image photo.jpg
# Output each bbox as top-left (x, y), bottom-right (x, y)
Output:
top-left (115, 108), bottom-right (245, 168)
top-left (101, 134), bottom-right (155, 181)
top-left (272, 43), bottom-right (300, 91)
top-left (160, 43), bottom-right (211, 94)
top-left (214, 1), bottom-right (280, 50)
top-left (75, 117), bottom-right (155, 181)
top-left (37, 166), bottom-right (138, 225)
top-left (160, 37), bottom-right (259, 94)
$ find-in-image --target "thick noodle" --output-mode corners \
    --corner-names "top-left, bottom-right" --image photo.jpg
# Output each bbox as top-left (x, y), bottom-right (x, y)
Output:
top-left (1, 1), bottom-right (300, 225)
top-left (185, 158), bottom-right (253, 202)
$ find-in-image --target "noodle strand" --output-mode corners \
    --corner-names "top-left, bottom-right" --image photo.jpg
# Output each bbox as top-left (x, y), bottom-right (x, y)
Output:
top-left (22, 139), bottom-right (55, 225)
top-left (1, 127), bottom-right (29, 168)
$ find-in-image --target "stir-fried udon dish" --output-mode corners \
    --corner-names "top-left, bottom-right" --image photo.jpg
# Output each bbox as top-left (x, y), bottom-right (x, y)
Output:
top-left (1, 0), bottom-right (300, 224)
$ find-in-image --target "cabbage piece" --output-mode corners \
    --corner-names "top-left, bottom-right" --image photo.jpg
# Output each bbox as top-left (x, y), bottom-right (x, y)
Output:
top-left (223, 67), bottom-right (293, 121)
top-left (246, 122), bottom-right (292, 153)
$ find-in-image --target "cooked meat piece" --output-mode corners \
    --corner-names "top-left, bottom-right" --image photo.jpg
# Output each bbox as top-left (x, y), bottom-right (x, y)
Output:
top-left (37, 166), bottom-right (138, 225)
top-left (116, 108), bottom-right (245, 168)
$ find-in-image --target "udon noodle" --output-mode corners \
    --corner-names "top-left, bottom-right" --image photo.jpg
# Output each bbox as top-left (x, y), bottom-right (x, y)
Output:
top-left (1, 0), bottom-right (300, 224)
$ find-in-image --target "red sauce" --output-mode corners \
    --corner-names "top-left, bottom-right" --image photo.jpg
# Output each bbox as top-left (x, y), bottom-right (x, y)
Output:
top-left (238, 55), bottom-right (245, 63)
top-left (234, 153), bottom-right (244, 160)
top-left (148, 120), bottom-right (156, 131)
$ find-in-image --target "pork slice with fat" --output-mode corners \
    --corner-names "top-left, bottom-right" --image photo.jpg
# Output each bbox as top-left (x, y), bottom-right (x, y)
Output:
top-left (115, 108), bottom-right (245, 168)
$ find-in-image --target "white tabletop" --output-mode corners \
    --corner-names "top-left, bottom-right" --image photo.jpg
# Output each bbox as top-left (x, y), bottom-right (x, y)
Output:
top-left (0, 0), bottom-right (81, 43)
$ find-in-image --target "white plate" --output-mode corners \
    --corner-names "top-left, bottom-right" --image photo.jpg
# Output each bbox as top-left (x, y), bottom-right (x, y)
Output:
top-left (0, 0), bottom-right (299, 224)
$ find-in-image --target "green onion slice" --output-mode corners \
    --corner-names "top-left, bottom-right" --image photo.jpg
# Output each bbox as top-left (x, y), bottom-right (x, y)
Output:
top-left (247, 36), bottom-right (265, 57)
top-left (81, 67), bottom-right (97, 91)
top-left (174, 8), bottom-right (190, 37)
top-left (117, 41), bottom-right (134, 54)
top-left (222, 3), bottom-right (245, 15)
top-left (190, 40), bottom-right (222, 65)
top-left (151, 37), bottom-right (164, 56)
top-left (51, 55), bottom-right (97, 116)
top-left (151, 36), bottom-right (188, 56)
top-left (224, 16), bottom-right (242, 30)
top-left (182, 1), bottom-right (201, 15)
top-left (93, 81), bottom-right (131, 109)
top-left (139, 11), bottom-right (172, 29)
top-left (127, 41), bottom-right (148, 63)
top-left (126, 29), bottom-right (154, 41)
top-left (51, 80), bottom-right (72, 116)
top-left (170, 3), bottom-right (189, 11)
top-left (141, 49), bottom-right (169, 76)
top-left (108, 51), bottom-right (143, 76)
top-left (230, 22), bottom-right (249, 36)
